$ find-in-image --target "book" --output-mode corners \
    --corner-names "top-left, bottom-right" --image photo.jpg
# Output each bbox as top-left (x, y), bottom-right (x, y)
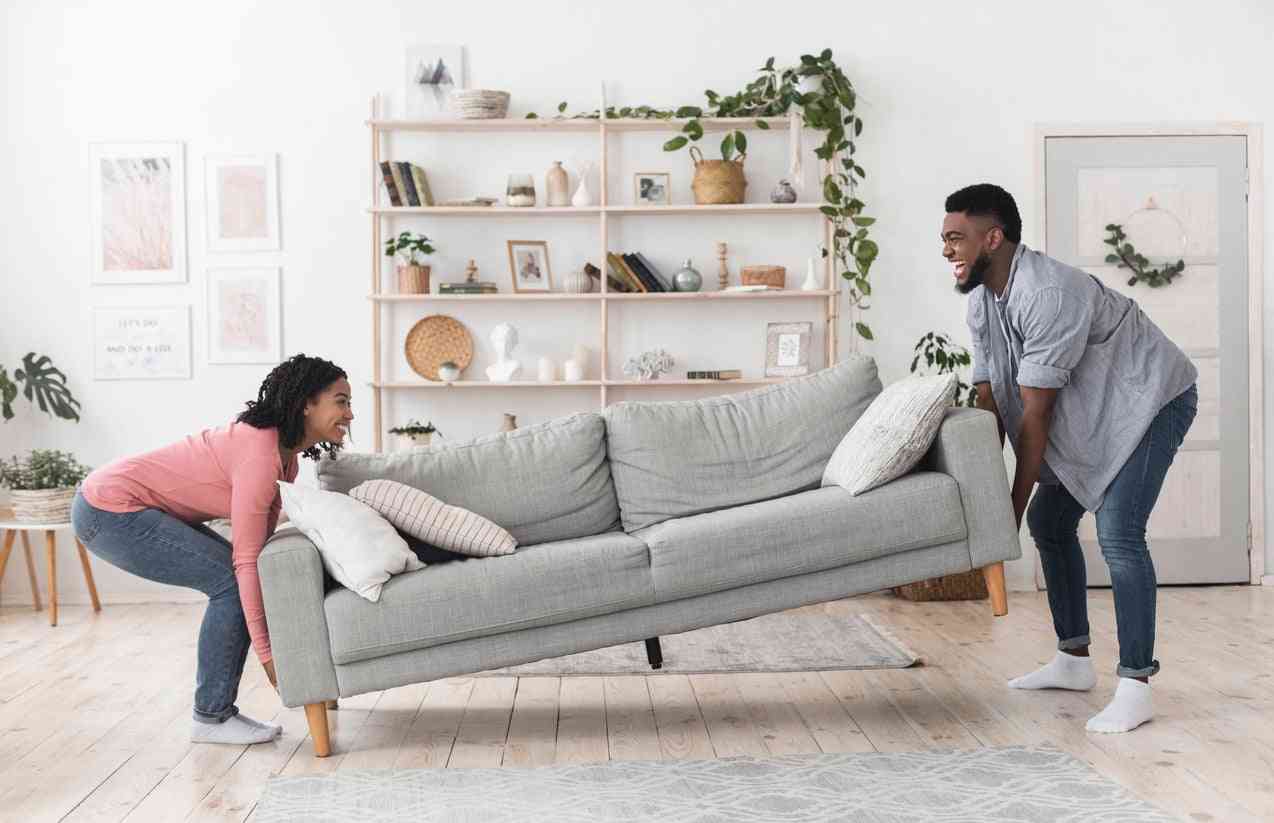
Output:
top-left (409, 164), bottom-right (435, 206)
top-left (378, 161), bottom-right (402, 206)
top-left (396, 162), bottom-right (420, 206)
top-left (624, 253), bottom-right (665, 292)
top-left (440, 283), bottom-right (499, 294)
top-left (607, 252), bottom-right (646, 293)
top-left (688, 370), bottom-right (743, 380)
top-left (389, 163), bottom-right (410, 207)
top-left (633, 252), bottom-right (672, 291)
top-left (584, 262), bottom-right (630, 292)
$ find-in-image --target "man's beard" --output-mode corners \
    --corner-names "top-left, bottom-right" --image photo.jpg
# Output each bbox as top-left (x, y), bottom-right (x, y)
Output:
top-left (954, 252), bottom-right (992, 295)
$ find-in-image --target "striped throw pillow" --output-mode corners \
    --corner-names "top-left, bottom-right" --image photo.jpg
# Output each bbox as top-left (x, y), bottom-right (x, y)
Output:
top-left (349, 479), bottom-right (517, 558)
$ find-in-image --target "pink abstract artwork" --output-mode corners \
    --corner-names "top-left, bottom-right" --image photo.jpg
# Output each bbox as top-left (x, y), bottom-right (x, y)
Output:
top-left (215, 277), bottom-right (270, 352)
top-left (100, 157), bottom-right (174, 271)
top-left (216, 165), bottom-right (269, 239)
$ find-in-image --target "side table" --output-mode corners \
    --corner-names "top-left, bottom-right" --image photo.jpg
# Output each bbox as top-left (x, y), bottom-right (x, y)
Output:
top-left (0, 507), bottom-right (102, 626)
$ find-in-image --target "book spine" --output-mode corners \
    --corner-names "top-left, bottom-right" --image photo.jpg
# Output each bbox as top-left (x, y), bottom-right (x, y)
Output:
top-left (687, 370), bottom-right (742, 380)
top-left (396, 162), bottom-right (420, 207)
top-left (389, 163), bottom-right (410, 207)
top-left (409, 164), bottom-right (434, 206)
top-left (634, 252), bottom-right (672, 291)
top-left (379, 161), bottom-right (402, 207)
top-left (625, 253), bottom-right (664, 292)
top-left (607, 252), bottom-right (645, 293)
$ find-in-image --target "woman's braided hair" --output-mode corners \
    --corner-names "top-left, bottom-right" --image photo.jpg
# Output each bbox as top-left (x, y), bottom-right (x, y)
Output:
top-left (236, 354), bottom-right (348, 460)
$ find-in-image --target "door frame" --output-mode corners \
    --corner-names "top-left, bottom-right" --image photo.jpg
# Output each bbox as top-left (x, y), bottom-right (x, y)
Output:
top-left (1032, 122), bottom-right (1266, 585)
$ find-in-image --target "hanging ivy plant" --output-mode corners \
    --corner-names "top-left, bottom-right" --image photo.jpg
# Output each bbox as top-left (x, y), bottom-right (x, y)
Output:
top-left (530, 49), bottom-right (877, 341)
top-left (1103, 224), bottom-right (1185, 288)
top-left (910, 333), bottom-right (977, 408)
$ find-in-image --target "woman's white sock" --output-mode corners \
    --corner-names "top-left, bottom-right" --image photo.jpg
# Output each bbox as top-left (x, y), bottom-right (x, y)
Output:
top-left (1086, 677), bottom-right (1153, 733)
top-left (1007, 651), bottom-right (1097, 691)
top-left (191, 713), bottom-right (281, 745)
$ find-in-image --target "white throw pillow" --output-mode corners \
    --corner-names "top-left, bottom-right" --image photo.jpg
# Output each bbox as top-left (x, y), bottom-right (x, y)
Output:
top-left (349, 479), bottom-right (517, 557)
top-left (821, 373), bottom-right (957, 495)
top-left (276, 481), bottom-right (423, 601)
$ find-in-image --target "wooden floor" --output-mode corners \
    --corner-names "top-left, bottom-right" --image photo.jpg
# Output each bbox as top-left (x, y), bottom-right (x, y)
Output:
top-left (1, 587), bottom-right (1272, 822)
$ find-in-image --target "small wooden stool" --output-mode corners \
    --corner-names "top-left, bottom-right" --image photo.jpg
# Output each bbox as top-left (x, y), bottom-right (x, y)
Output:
top-left (0, 507), bottom-right (101, 626)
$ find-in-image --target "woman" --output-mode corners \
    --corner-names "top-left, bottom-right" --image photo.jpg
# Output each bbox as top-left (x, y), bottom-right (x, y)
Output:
top-left (72, 355), bottom-right (352, 745)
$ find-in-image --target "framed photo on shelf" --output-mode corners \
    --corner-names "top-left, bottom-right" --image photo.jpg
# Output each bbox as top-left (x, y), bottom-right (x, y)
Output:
top-left (507, 240), bottom-right (552, 292)
top-left (92, 305), bottom-right (192, 380)
top-left (205, 153), bottom-right (280, 252)
top-left (634, 172), bottom-right (670, 206)
top-left (764, 321), bottom-right (812, 377)
top-left (89, 141), bottom-right (186, 284)
top-left (206, 266), bottom-right (282, 364)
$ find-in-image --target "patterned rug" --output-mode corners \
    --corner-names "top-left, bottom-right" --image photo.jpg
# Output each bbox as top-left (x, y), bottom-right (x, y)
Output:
top-left (256, 746), bottom-right (1176, 822)
top-left (477, 607), bottom-right (919, 676)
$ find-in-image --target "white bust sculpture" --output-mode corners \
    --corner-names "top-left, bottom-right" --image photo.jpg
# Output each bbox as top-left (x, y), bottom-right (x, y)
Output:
top-left (485, 322), bottom-right (522, 383)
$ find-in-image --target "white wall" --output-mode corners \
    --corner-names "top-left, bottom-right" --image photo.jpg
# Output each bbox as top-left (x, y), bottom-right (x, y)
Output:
top-left (2, 0), bottom-right (1271, 604)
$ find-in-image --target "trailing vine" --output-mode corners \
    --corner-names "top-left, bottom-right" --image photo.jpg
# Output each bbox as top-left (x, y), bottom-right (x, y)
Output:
top-left (910, 332), bottom-right (977, 408)
top-left (1103, 224), bottom-right (1185, 288)
top-left (529, 49), bottom-right (878, 341)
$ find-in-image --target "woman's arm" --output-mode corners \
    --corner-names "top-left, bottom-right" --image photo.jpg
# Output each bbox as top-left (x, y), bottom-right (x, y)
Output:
top-left (229, 458), bottom-right (284, 664)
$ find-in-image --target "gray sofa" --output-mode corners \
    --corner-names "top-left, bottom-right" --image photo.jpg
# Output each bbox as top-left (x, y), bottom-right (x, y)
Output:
top-left (258, 355), bottom-right (1019, 756)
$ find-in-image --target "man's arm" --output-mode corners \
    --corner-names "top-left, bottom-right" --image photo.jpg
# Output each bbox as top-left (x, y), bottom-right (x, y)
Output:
top-left (1011, 386), bottom-right (1058, 528)
top-left (973, 382), bottom-right (1004, 447)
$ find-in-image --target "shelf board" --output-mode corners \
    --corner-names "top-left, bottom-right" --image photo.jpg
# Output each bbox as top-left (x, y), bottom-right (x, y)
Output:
top-left (601, 289), bottom-right (837, 300)
top-left (372, 293), bottom-right (602, 302)
top-left (367, 116), bottom-right (793, 133)
top-left (372, 378), bottom-right (787, 389)
top-left (603, 203), bottom-right (823, 215)
top-left (370, 290), bottom-right (836, 302)
top-left (369, 203), bottom-right (823, 216)
top-left (606, 379), bottom-right (787, 387)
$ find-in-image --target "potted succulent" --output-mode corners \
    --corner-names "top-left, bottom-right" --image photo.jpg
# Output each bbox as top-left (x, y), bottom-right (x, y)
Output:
top-left (0, 450), bottom-right (92, 524)
top-left (387, 419), bottom-right (441, 449)
top-left (384, 232), bottom-right (437, 294)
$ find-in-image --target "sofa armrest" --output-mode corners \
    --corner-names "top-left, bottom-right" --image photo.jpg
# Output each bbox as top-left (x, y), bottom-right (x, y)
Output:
top-left (922, 407), bottom-right (1021, 569)
top-left (258, 529), bottom-right (339, 707)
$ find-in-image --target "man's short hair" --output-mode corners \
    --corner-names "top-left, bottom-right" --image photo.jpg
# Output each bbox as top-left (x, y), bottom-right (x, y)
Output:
top-left (945, 184), bottom-right (1022, 243)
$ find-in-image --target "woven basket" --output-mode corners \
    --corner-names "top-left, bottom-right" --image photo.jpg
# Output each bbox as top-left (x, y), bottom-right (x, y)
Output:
top-left (893, 569), bottom-right (988, 602)
top-left (404, 315), bottom-right (474, 381)
top-left (10, 488), bottom-right (76, 525)
top-left (741, 265), bottom-right (786, 288)
top-left (689, 146), bottom-right (747, 205)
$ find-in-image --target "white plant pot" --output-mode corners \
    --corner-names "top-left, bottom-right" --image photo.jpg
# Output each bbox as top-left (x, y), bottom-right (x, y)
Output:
top-left (10, 487), bottom-right (76, 524)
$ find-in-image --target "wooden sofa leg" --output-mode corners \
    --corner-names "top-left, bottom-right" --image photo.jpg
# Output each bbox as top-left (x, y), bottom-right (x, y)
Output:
top-left (645, 637), bottom-right (664, 670)
top-left (982, 562), bottom-right (1008, 617)
top-left (304, 702), bottom-right (332, 757)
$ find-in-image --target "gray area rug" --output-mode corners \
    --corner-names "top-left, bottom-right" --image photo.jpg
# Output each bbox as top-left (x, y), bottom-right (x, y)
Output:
top-left (476, 607), bottom-right (919, 676)
top-left (256, 746), bottom-right (1176, 822)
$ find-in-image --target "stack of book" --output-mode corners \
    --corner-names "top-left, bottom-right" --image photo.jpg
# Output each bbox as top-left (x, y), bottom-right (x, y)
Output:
top-left (439, 281), bottom-right (499, 295)
top-left (687, 370), bottom-right (742, 380)
top-left (380, 161), bottom-right (435, 207)
top-left (606, 251), bottom-right (672, 293)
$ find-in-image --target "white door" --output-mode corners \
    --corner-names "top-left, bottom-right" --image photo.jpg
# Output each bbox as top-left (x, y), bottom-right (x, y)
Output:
top-left (1043, 135), bottom-right (1249, 585)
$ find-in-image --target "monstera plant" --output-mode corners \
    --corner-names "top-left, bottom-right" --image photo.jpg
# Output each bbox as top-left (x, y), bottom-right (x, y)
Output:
top-left (0, 352), bottom-right (82, 423)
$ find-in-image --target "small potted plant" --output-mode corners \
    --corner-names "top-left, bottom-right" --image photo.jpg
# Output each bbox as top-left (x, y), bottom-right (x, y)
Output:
top-left (384, 232), bottom-right (437, 294)
top-left (387, 419), bottom-right (441, 449)
top-left (0, 450), bottom-right (92, 524)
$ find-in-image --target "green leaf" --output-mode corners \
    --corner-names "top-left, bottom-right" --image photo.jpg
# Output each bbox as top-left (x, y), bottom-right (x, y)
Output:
top-left (856, 277), bottom-right (871, 296)
top-left (1105, 254), bottom-right (1119, 263)
top-left (819, 206), bottom-right (839, 218)
top-left (764, 57), bottom-right (775, 71)
top-left (720, 133), bottom-right (735, 160)
top-left (854, 117), bottom-right (863, 136)
top-left (734, 131), bottom-right (747, 155)
top-left (14, 353), bottom-right (80, 422)
top-left (851, 216), bottom-right (875, 227)
top-left (663, 136), bottom-right (689, 152)
top-left (0, 368), bottom-right (16, 421)
top-left (820, 48), bottom-right (832, 61)
top-left (674, 105), bottom-right (703, 118)
top-left (524, 113), bottom-right (538, 119)
top-left (682, 120), bottom-right (703, 140)
top-left (557, 101), bottom-right (567, 113)
top-left (856, 239), bottom-right (879, 263)
top-left (755, 119), bottom-right (770, 130)
top-left (855, 322), bottom-right (873, 340)
top-left (823, 178), bottom-right (843, 202)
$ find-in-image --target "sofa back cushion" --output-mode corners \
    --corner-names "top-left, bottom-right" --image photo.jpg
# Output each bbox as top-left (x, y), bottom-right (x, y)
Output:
top-left (317, 412), bottom-right (619, 545)
top-left (604, 355), bottom-right (882, 532)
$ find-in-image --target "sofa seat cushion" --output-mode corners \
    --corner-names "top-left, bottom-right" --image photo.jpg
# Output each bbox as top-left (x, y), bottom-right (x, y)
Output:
top-left (324, 531), bottom-right (655, 665)
top-left (635, 471), bottom-right (967, 604)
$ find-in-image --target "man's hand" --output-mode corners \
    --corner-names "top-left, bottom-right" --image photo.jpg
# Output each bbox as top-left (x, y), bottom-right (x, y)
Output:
top-left (973, 382), bottom-right (1005, 447)
top-left (1012, 386), bottom-right (1058, 527)
top-left (263, 658), bottom-right (278, 690)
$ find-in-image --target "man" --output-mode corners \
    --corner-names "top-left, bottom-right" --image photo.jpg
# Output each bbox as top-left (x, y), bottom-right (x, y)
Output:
top-left (944, 184), bottom-right (1198, 733)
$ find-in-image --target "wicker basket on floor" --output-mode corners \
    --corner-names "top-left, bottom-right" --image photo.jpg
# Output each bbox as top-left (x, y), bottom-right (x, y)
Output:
top-left (892, 568), bottom-right (988, 602)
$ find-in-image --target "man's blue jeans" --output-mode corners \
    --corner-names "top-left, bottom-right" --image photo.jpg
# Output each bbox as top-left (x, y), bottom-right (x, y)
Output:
top-left (1026, 385), bottom-right (1198, 679)
top-left (71, 491), bottom-right (251, 723)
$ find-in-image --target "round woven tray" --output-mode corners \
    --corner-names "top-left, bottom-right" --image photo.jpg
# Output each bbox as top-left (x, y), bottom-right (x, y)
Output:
top-left (405, 315), bottom-right (473, 381)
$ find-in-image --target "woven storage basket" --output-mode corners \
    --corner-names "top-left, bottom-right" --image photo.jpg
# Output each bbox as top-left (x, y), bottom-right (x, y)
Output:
top-left (10, 488), bottom-right (76, 524)
top-left (689, 146), bottom-right (747, 205)
top-left (741, 265), bottom-right (786, 288)
top-left (893, 569), bottom-right (988, 602)
top-left (397, 265), bottom-right (430, 295)
top-left (404, 315), bottom-right (473, 381)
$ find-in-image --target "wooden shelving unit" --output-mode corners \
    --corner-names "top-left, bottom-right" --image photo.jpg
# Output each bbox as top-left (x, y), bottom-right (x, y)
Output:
top-left (368, 100), bottom-right (842, 451)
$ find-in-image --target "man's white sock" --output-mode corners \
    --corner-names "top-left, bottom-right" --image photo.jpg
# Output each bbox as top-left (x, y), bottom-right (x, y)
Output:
top-left (1007, 651), bottom-right (1097, 691)
top-left (191, 713), bottom-right (281, 745)
top-left (1086, 677), bottom-right (1153, 733)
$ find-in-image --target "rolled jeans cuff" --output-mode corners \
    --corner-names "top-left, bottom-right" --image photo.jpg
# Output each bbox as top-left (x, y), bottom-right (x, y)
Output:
top-left (1057, 635), bottom-right (1090, 651)
top-left (193, 704), bottom-right (239, 724)
top-left (1116, 660), bottom-right (1160, 680)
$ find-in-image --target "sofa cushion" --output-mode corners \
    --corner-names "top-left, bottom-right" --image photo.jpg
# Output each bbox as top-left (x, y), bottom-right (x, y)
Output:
top-left (635, 471), bottom-right (967, 603)
top-left (317, 412), bottom-right (618, 546)
top-left (350, 479), bottom-right (517, 557)
top-left (604, 355), bottom-right (883, 532)
top-left (324, 531), bottom-right (655, 665)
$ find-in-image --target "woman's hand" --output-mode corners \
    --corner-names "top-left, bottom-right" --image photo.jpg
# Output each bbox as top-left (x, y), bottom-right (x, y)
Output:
top-left (263, 659), bottom-right (278, 690)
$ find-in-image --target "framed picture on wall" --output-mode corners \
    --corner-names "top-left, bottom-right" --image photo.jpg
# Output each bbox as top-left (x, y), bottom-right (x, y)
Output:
top-left (404, 44), bottom-right (464, 118)
top-left (764, 321), bottom-right (812, 377)
top-left (207, 266), bottom-right (282, 364)
top-left (92, 306), bottom-right (192, 380)
top-left (205, 153), bottom-right (280, 252)
top-left (634, 172), bottom-right (670, 206)
top-left (89, 141), bottom-right (187, 284)
top-left (507, 240), bottom-right (552, 293)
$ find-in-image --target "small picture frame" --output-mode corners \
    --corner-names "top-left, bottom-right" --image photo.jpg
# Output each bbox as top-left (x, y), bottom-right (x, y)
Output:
top-left (634, 172), bottom-right (670, 206)
top-left (765, 321), bottom-right (812, 377)
top-left (507, 240), bottom-right (552, 292)
top-left (207, 266), bottom-right (283, 364)
top-left (205, 153), bottom-right (281, 252)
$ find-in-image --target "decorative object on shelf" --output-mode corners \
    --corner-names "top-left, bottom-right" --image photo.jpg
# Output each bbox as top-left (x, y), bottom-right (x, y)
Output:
top-left (0, 352), bottom-right (81, 423)
top-left (93, 306), bottom-right (192, 381)
top-left (765, 321), bottom-right (812, 378)
top-left (687, 369), bottom-right (742, 380)
top-left (205, 153), bottom-right (280, 252)
top-left (571, 170), bottom-right (594, 207)
top-left (506, 174), bottom-right (536, 207)
top-left (449, 88), bottom-right (509, 119)
top-left (404, 44), bottom-right (464, 118)
top-left (741, 265), bottom-right (785, 289)
top-left (0, 450), bottom-right (91, 524)
top-left (438, 361), bottom-right (462, 382)
top-left (716, 241), bottom-right (730, 289)
top-left (537, 357), bottom-right (557, 383)
top-left (770, 179), bottom-right (797, 204)
top-left (464, 259), bottom-right (479, 283)
top-left (1103, 198), bottom-right (1187, 287)
top-left (689, 145), bottom-right (746, 205)
top-left (405, 314), bottom-right (474, 381)
top-left (623, 349), bottom-right (675, 382)
top-left (801, 256), bottom-right (823, 291)
top-left (385, 231), bottom-right (437, 294)
top-left (635, 172), bottom-right (671, 206)
top-left (89, 140), bottom-right (186, 285)
top-left (724, 284), bottom-right (781, 292)
top-left (438, 197), bottom-right (497, 207)
top-left (910, 332), bottom-right (977, 408)
top-left (562, 359), bottom-right (584, 382)
top-left (440, 281), bottom-right (498, 295)
top-left (583, 261), bottom-right (630, 292)
top-left (572, 343), bottom-right (589, 377)
top-left (563, 268), bottom-right (594, 294)
top-left (671, 258), bottom-right (703, 292)
top-left (507, 240), bottom-right (552, 293)
top-left (485, 322), bottom-right (522, 382)
top-left (500, 412), bottom-right (518, 432)
top-left (388, 419), bottom-right (440, 449)
top-left (206, 266), bottom-right (282, 364)
top-left (545, 161), bottom-right (571, 207)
